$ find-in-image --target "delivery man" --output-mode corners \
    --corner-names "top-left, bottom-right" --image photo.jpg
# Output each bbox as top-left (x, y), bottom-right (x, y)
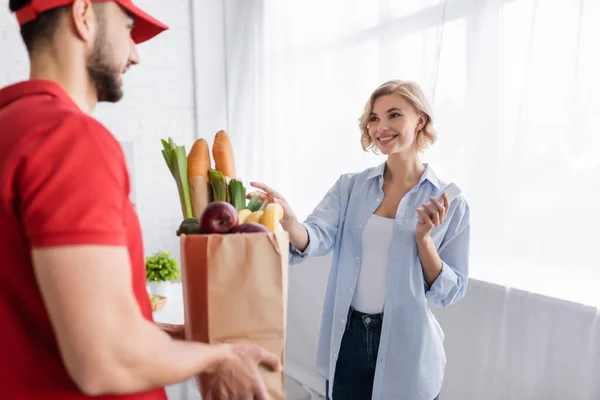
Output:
top-left (0, 1), bottom-right (281, 399)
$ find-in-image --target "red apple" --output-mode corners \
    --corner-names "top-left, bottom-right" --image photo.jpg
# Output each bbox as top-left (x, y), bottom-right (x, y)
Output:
top-left (230, 222), bottom-right (269, 234)
top-left (199, 201), bottom-right (239, 234)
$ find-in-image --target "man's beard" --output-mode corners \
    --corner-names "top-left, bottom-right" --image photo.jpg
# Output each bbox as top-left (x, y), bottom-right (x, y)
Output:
top-left (86, 31), bottom-right (123, 103)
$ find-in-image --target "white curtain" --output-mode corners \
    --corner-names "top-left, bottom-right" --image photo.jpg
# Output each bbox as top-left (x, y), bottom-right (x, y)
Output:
top-left (224, 0), bottom-right (600, 304)
top-left (432, 278), bottom-right (600, 399)
top-left (221, 0), bottom-right (600, 398)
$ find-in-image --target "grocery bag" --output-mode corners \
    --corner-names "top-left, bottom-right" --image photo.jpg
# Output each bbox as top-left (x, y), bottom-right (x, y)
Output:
top-left (180, 231), bottom-right (289, 399)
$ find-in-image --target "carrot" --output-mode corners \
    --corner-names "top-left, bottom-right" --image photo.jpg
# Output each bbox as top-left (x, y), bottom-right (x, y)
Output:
top-left (212, 130), bottom-right (237, 178)
top-left (187, 138), bottom-right (211, 178)
top-left (187, 138), bottom-right (212, 217)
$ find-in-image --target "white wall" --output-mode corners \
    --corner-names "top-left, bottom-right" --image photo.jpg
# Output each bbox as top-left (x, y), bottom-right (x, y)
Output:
top-left (0, 0), bottom-right (227, 259)
top-left (285, 256), bottom-right (332, 393)
top-left (1, 1), bottom-right (30, 85)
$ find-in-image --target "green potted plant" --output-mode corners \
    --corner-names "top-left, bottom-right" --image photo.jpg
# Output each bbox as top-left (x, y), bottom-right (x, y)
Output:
top-left (145, 251), bottom-right (181, 298)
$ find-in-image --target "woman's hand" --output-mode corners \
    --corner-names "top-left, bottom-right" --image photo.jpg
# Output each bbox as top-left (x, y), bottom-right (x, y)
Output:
top-left (247, 182), bottom-right (310, 252)
top-left (415, 193), bottom-right (449, 242)
top-left (247, 182), bottom-right (297, 225)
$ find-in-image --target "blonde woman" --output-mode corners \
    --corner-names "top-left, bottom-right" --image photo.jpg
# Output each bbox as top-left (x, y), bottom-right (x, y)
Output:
top-left (249, 80), bottom-right (470, 400)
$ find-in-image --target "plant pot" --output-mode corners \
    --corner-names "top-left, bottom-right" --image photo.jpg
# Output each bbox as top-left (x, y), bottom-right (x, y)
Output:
top-left (147, 281), bottom-right (175, 298)
top-left (150, 295), bottom-right (167, 312)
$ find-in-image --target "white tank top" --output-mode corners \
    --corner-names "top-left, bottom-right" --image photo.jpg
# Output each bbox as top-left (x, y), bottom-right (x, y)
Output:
top-left (350, 214), bottom-right (395, 314)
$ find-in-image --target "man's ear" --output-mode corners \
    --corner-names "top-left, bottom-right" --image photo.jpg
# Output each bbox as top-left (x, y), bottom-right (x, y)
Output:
top-left (70, 0), bottom-right (95, 43)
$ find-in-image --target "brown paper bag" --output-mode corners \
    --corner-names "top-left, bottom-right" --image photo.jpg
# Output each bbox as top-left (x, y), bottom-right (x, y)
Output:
top-left (180, 231), bottom-right (289, 400)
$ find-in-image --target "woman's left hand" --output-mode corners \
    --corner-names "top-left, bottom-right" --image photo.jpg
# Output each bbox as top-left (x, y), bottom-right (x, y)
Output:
top-left (415, 193), bottom-right (449, 241)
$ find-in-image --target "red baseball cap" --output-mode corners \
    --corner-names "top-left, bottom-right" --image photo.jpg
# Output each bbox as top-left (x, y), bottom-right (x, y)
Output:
top-left (15, 0), bottom-right (168, 44)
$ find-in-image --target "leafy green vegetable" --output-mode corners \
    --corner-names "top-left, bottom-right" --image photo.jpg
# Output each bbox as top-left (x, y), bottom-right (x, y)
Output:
top-left (145, 251), bottom-right (180, 282)
top-left (247, 195), bottom-right (264, 212)
top-left (208, 169), bottom-right (228, 202)
top-left (161, 137), bottom-right (193, 219)
top-left (229, 179), bottom-right (246, 211)
top-left (176, 218), bottom-right (200, 236)
top-left (258, 199), bottom-right (268, 211)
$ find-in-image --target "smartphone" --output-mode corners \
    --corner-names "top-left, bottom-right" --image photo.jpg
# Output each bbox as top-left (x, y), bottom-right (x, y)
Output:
top-left (435, 183), bottom-right (461, 205)
top-left (423, 183), bottom-right (462, 217)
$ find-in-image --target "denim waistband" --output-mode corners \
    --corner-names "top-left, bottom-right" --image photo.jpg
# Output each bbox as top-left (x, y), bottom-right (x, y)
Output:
top-left (347, 306), bottom-right (383, 329)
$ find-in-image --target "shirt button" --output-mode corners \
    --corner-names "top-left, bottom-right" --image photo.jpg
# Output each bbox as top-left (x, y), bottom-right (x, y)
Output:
top-left (349, 288), bottom-right (353, 293)
top-left (376, 198), bottom-right (381, 203)
top-left (341, 319), bottom-right (346, 324)
top-left (358, 224), bottom-right (362, 229)
top-left (355, 256), bottom-right (360, 261)
top-left (333, 352), bottom-right (338, 359)
top-left (365, 317), bottom-right (372, 323)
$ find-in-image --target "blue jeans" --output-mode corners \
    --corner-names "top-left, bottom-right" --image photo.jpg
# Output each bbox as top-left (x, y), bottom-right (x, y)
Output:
top-left (325, 307), bottom-right (439, 400)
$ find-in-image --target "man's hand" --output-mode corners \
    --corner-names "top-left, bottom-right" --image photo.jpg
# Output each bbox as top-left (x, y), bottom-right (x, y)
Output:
top-left (202, 343), bottom-right (282, 400)
top-left (157, 323), bottom-right (185, 340)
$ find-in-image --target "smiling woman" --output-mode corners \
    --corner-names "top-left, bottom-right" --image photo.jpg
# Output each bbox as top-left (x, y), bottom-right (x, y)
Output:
top-left (359, 80), bottom-right (437, 155)
top-left (248, 79), bottom-right (470, 400)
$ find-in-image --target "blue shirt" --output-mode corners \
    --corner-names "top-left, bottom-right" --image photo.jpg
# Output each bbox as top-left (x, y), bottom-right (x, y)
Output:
top-left (289, 162), bottom-right (471, 400)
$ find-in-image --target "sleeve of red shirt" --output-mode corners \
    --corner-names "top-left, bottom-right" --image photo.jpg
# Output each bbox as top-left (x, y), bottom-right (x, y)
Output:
top-left (17, 113), bottom-right (129, 248)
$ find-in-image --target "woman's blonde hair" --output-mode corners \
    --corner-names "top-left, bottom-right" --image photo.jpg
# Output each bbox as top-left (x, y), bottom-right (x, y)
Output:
top-left (359, 80), bottom-right (437, 153)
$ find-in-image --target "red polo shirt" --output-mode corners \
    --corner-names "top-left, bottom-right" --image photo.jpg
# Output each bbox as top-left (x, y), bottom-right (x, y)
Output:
top-left (0, 80), bottom-right (167, 400)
